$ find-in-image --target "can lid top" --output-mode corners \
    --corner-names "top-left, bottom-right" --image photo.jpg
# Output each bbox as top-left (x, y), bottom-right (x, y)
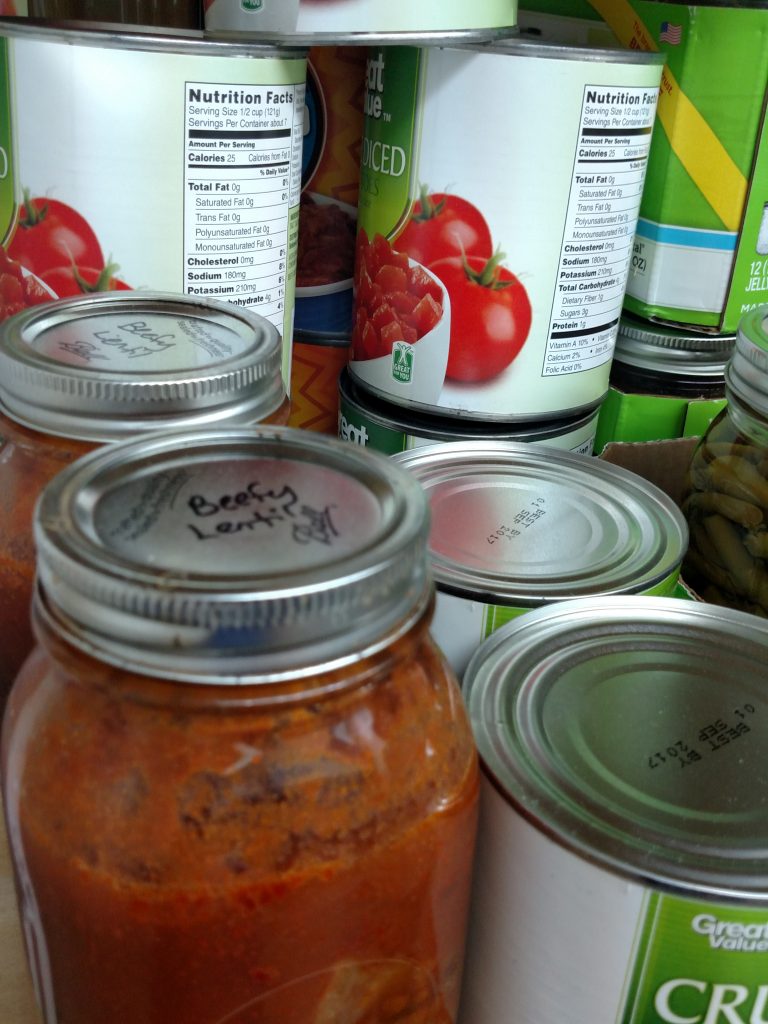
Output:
top-left (34, 425), bottom-right (432, 684)
top-left (726, 305), bottom-right (768, 413)
top-left (392, 442), bottom-right (687, 603)
top-left (615, 315), bottom-right (735, 377)
top-left (0, 292), bottom-right (285, 439)
top-left (465, 595), bottom-right (768, 899)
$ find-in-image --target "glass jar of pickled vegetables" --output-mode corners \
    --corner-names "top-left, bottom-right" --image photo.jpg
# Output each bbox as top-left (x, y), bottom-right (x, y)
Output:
top-left (0, 292), bottom-right (288, 699)
top-left (1, 426), bottom-right (479, 1024)
top-left (682, 305), bottom-right (768, 616)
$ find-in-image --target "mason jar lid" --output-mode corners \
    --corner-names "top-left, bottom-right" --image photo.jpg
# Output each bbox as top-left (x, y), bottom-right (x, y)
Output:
top-left (392, 442), bottom-right (687, 604)
top-left (726, 305), bottom-right (768, 413)
top-left (34, 426), bottom-right (431, 684)
top-left (465, 595), bottom-right (768, 900)
top-left (0, 292), bottom-right (285, 440)
top-left (615, 314), bottom-right (735, 379)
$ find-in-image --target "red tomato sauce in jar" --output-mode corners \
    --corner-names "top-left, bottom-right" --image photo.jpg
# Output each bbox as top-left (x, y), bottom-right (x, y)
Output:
top-left (2, 426), bottom-right (479, 1024)
top-left (0, 291), bottom-right (288, 701)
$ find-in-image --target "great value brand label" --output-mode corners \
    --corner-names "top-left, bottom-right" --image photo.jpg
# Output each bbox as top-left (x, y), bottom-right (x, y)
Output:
top-left (0, 32), bottom-right (306, 389)
top-left (349, 44), bottom-right (662, 419)
top-left (624, 895), bottom-right (768, 1024)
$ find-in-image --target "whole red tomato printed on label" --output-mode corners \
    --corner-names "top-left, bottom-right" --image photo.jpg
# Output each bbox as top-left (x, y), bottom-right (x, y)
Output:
top-left (8, 192), bottom-right (105, 278)
top-left (393, 189), bottom-right (493, 268)
top-left (429, 252), bottom-right (532, 383)
top-left (351, 230), bottom-right (443, 361)
top-left (41, 262), bottom-right (131, 299)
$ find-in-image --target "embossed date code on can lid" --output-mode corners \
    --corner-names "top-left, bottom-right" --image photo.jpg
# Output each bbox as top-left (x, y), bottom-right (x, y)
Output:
top-left (392, 441), bottom-right (687, 603)
top-left (0, 292), bottom-right (285, 438)
top-left (34, 426), bottom-right (431, 683)
top-left (464, 595), bottom-right (768, 898)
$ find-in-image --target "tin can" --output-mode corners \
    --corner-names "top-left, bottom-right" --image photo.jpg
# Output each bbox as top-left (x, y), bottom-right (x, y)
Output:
top-left (2, 425), bottom-right (478, 1024)
top-left (593, 314), bottom-right (735, 452)
top-left (0, 290), bottom-right (287, 702)
top-left (392, 441), bottom-right (687, 676)
top-left (203, 0), bottom-right (517, 42)
top-left (0, 20), bottom-right (306, 389)
top-left (350, 40), bottom-right (664, 420)
top-left (338, 367), bottom-right (598, 454)
top-left (295, 47), bottom-right (366, 337)
top-left (288, 331), bottom-right (350, 432)
top-left (461, 595), bottom-right (768, 1024)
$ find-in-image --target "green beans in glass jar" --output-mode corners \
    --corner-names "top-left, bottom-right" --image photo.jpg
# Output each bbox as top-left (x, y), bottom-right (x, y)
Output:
top-left (682, 306), bottom-right (768, 616)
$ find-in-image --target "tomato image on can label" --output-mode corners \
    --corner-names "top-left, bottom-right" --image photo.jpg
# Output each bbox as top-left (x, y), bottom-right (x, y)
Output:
top-left (351, 43), bottom-right (663, 420)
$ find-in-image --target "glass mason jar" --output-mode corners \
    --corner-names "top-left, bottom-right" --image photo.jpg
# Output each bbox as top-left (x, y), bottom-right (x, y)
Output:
top-left (682, 305), bottom-right (768, 617)
top-left (1, 426), bottom-right (479, 1024)
top-left (0, 292), bottom-right (288, 699)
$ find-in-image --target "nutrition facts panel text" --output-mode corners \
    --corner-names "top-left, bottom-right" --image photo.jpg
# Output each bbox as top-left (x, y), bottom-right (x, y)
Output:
top-left (183, 81), bottom-right (304, 332)
top-left (543, 84), bottom-right (659, 377)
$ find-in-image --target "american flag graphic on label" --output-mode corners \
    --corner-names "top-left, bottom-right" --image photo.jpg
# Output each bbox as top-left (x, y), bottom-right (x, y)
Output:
top-left (659, 21), bottom-right (682, 44)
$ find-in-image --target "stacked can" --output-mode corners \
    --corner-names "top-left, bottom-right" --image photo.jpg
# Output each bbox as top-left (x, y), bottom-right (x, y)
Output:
top-left (0, 18), bottom-right (307, 394)
top-left (201, 3), bottom-right (519, 434)
top-left (346, 35), bottom-right (664, 452)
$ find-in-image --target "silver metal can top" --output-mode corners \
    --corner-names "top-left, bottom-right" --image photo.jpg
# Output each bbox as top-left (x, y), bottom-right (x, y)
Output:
top-left (0, 292), bottom-right (285, 439)
top-left (392, 441), bottom-right (687, 604)
top-left (616, 314), bottom-right (735, 379)
top-left (726, 305), bottom-right (768, 415)
top-left (464, 595), bottom-right (768, 900)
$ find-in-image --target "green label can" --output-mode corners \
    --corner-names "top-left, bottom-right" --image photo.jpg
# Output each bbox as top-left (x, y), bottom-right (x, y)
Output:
top-left (462, 596), bottom-right (768, 1024)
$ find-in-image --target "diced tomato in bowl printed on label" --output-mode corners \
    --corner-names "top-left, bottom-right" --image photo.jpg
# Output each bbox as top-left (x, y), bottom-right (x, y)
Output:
top-left (0, 247), bottom-right (57, 323)
top-left (349, 231), bottom-right (451, 406)
top-left (351, 232), bottom-right (444, 361)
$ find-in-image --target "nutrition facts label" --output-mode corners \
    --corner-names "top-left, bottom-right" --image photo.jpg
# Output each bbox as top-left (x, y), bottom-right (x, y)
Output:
top-left (543, 84), bottom-right (659, 377)
top-left (183, 80), bottom-right (304, 331)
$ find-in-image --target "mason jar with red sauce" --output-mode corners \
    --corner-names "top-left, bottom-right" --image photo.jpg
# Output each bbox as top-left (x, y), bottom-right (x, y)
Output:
top-left (1, 426), bottom-right (479, 1024)
top-left (0, 291), bottom-right (288, 700)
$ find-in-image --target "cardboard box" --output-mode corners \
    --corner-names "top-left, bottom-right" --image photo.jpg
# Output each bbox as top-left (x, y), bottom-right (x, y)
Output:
top-left (520, 1), bottom-right (768, 334)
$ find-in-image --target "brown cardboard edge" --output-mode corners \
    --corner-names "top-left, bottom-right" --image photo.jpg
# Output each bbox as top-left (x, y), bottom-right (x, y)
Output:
top-left (599, 436), bottom-right (697, 510)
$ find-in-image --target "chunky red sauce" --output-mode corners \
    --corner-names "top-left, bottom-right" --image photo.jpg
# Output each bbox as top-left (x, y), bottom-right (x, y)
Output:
top-left (4, 612), bottom-right (478, 1023)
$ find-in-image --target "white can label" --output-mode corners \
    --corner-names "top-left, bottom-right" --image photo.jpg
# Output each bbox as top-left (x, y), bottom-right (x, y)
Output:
top-left (0, 37), bottom-right (305, 388)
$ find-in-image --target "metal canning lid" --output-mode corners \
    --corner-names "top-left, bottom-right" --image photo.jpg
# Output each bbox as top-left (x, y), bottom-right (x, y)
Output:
top-left (34, 425), bottom-right (431, 684)
top-left (339, 368), bottom-right (599, 444)
top-left (392, 441), bottom-right (687, 604)
top-left (615, 314), bottom-right (735, 379)
top-left (0, 292), bottom-right (285, 440)
top-left (0, 17), bottom-right (308, 56)
top-left (725, 305), bottom-right (768, 415)
top-left (464, 595), bottom-right (768, 900)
